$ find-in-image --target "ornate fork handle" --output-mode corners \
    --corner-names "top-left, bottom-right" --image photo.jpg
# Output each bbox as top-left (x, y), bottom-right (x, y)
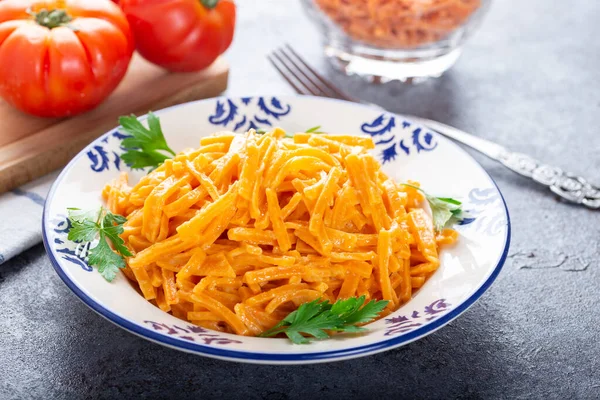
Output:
top-left (497, 151), bottom-right (600, 209)
top-left (406, 115), bottom-right (600, 210)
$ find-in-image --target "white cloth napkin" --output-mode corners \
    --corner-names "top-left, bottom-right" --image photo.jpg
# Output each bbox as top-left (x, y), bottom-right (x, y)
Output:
top-left (0, 172), bottom-right (58, 265)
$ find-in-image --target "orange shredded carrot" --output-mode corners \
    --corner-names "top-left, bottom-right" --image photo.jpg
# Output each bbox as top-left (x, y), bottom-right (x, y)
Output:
top-left (104, 128), bottom-right (457, 336)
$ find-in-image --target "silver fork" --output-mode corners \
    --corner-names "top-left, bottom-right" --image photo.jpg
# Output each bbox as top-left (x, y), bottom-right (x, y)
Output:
top-left (268, 44), bottom-right (600, 209)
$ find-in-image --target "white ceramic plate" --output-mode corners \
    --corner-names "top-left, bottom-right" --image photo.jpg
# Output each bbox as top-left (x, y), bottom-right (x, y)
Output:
top-left (42, 96), bottom-right (510, 364)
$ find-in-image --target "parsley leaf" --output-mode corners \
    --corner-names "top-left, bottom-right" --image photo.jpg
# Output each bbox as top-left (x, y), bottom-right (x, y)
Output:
top-left (427, 196), bottom-right (462, 231)
top-left (88, 233), bottom-right (126, 282)
top-left (305, 125), bottom-right (323, 133)
top-left (335, 295), bottom-right (388, 326)
top-left (259, 296), bottom-right (388, 344)
top-left (284, 125), bottom-right (325, 138)
top-left (67, 207), bottom-right (99, 223)
top-left (119, 112), bottom-right (175, 169)
top-left (402, 184), bottom-right (463, 231)
top-left (101, 213), bottom-right (132, 258)
top-left (67, 218), bottom-right (98, 243)
top-left (256, 126), bottom-right (324, 138)
top-left (67, 208), bottom-right (100, 243)
top-left (67, 207), bottom-right (131, 282)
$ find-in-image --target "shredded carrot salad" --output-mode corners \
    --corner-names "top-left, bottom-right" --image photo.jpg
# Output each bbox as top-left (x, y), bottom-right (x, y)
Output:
top-left (103, 128), bottom-right (457, 336)
top-left (314, 0), bottom-right (482, 49)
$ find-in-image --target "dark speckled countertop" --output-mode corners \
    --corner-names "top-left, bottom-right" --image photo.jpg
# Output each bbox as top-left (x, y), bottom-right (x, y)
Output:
top-left (1, 1), bottom-right (599, 399)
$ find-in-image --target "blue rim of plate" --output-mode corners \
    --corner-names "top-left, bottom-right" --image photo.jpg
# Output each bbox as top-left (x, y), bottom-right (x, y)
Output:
top-left (42, 95), bottom-right (511, 363)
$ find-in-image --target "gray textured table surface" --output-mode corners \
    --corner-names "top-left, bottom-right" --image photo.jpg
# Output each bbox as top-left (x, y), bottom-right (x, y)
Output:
top-left (1, 1), bottom-right (599, 399)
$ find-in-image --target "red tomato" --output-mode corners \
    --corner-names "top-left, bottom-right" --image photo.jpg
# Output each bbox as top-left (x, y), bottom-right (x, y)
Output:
top-left (0, 0), bottom-right (134, 117)
top-left (120, 0), bottom-right (235, 72)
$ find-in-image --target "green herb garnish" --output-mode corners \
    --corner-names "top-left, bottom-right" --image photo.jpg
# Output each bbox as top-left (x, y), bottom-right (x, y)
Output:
top-left (67, 207), bottom-right (131, 282)
top-left (256, 126), bottom-right (324, 138)
top-left (402, 184), bottom-right (463, 231)
top-left (259, 296), bottom-right (388, 344)
top-left (119, 112), bottom-right (176, 169)
top-left (200, 0), bottom-right (219, 9)
top-left (305, 125), bottom-right (323, 133)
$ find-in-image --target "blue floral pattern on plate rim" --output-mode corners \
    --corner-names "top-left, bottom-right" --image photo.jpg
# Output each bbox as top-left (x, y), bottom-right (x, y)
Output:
top-left (42, 95), bottom-right (511, 364)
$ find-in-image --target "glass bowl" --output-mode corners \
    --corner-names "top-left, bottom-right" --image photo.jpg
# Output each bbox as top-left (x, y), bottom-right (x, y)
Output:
top-left (302, 0), bottom-right (492, 83)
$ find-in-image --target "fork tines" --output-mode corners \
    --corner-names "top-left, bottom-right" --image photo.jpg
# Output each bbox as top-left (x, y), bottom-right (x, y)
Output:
top-left (268, 44), bottom-right (353, 101)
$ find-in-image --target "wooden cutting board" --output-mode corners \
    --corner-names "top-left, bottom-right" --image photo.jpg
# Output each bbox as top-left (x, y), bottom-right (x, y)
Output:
top-left (0, 54), bottom-right (229, 195)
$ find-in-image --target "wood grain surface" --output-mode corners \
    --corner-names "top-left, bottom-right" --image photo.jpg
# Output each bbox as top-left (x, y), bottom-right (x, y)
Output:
top-left (0, 54), bottom-right (229, 194)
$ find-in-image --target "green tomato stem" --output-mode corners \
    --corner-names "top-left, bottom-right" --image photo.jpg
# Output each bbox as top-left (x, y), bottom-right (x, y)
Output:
top-left (200, 0), bottom-right (219, 9)
top-left (32, 8), bottom-right (73, 29)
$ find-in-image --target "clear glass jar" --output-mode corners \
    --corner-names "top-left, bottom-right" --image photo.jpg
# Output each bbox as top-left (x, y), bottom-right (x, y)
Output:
top-left (302, 0), bottom-right (492, 83)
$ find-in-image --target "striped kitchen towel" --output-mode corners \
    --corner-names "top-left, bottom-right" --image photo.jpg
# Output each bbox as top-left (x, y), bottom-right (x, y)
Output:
top-left (0, 172), bottom-right (58, 265)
